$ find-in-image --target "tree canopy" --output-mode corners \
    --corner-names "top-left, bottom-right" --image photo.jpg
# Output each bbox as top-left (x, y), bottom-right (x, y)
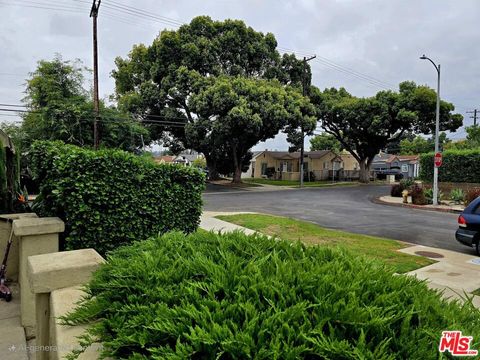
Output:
top-left (399, 132), bottom-right (450, 154)
top-left (315, 81), bottom-right (463, 182)
top-left (112, 16), bottom-right (313, 181)
top-left (19, 55), bottom-right (147, 152)
top-left (445, 125), bottom-right (480, 150)
top-left (310, 133), bottom-right (342, 152)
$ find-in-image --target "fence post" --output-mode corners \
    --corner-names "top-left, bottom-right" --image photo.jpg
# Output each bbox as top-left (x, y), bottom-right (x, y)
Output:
top-left (13, 217), bottom-right (64, 337)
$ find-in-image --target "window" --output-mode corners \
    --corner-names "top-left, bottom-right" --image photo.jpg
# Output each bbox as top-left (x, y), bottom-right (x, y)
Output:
top-left (287, 161), bottom-right (293, 172)
top-left (474, 204), bottom-right (480, 215)
top-left (261, 162), bottom-right (268, 175)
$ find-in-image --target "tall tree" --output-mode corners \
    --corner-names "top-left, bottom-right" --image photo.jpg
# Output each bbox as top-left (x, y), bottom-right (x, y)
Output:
top-left (21, 55), bottom-right (148, 151)
top-left (315, 81), bottom-right (463, 182)
top-left (112, 16), bottom-right (311, 180)
top-left (190, 76), bottom-right (315, 182)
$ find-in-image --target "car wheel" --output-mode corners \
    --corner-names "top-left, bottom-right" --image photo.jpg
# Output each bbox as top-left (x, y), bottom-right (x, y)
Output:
top-left (476, 241), bottom-right (480, 256)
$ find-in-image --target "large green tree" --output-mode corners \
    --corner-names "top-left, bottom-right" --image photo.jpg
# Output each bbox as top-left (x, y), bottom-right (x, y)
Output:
top-left (20, 55), bottom-right (147, 151)
top-left (190, 76), bottom-right (315, 182)
top-left (315, 81), bottom-right (463, 182)
top-left (112, 16), bottom-right (312, 180)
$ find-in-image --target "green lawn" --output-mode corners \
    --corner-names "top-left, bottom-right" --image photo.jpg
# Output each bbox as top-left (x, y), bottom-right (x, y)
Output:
top-left (243, 178), bottom-right (359, 187)
top-left (215, 213), bottom-right (435, 273)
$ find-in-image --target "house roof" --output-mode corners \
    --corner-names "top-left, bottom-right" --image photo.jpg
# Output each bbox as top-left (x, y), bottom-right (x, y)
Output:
top-left (387, 155), bottom-right (419, 164)
top-left (373, 153), bottom-right (395, 163)
top-left (153, 155), bottom-right (175, 164)
top-left (174, 154), bottom-right (202, 163)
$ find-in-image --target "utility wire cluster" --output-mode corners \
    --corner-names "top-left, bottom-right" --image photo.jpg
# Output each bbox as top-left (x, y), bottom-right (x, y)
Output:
top-left (0, 102), bottom-right (189, 127)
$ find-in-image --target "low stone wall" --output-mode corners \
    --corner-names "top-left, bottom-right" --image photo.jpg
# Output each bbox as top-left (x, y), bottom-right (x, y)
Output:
top-left (0, 214), bottom-right (105, 359)
top-left (28, 249), bottom-right (105, 360)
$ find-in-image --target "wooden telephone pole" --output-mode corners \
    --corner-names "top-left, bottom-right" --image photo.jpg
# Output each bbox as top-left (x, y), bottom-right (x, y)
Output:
top-left (467, 109), bottom-right (478, 126)
top-left (299, 55), bottom-right (316, 187)
top-left (90, 0), bottom-right (101, 149)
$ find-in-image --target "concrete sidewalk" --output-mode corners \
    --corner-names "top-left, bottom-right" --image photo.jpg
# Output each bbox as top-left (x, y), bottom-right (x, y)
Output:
top-left (200, 211), bottom-right (257, 235)
top-left (0, 283), bottom-right (29, 360)
top-left (399, 245), bottom-right (480, 307)
top-left (202, 211), bottom-right (480, 308)
top-left (377, 195), bottom-right (465, 213)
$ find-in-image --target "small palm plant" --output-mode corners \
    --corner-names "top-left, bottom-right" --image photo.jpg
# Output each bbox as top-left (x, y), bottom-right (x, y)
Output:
top-left (450, 188), bottom-right (465, 205)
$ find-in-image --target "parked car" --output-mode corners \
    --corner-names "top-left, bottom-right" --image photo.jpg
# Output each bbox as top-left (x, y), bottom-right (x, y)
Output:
top-left (456, 196), bottom-right (480, 254)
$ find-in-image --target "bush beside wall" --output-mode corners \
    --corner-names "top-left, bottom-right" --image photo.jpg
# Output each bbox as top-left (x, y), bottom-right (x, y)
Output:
top-left (29, 141), bottom-right (205, 255)
top-left (63, 231), bottom-right (480, 359)
top-left (420, 149), bottom-right (480, 183)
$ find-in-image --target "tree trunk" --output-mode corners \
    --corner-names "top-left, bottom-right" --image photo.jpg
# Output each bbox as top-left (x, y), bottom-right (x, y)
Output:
top-left (231, 147), bottom-right (242, 184)
top-left (359, 159), bottom-right (370, 183)
top-left (206, 156), bottom-right (219, 181)
top-left (233, 166), bottom-right (242, 184)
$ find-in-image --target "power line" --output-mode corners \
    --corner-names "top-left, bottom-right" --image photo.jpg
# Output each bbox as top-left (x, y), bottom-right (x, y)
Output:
top-left (0, 103), bottom-right (26, 108)
top-left (3, 0), bottom-right (395, 94)
top-left (0, 0), bottom-right (89, 14)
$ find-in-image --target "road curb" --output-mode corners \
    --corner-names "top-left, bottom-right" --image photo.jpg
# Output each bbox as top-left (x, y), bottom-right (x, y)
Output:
top-left (372, 197), bottom-right (464, 214)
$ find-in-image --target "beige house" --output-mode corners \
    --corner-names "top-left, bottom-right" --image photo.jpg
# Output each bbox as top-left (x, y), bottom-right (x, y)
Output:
top-left (246, 150), bottom-right (360, 181)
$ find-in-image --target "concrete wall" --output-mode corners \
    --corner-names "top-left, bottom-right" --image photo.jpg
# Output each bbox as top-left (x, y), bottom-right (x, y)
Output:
top-left (28, 248), bottom-right (105, 360)
top-left (0, 213), bottom-right (38, 282)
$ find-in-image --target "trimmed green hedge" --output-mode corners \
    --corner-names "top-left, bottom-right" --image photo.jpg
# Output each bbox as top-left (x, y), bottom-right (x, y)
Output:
top-left (63, 231), bottom-right (480, 359)
top-left (420, 149), bottom-right (480, 183)
top-left (29, 141), bottom-right (205, 255)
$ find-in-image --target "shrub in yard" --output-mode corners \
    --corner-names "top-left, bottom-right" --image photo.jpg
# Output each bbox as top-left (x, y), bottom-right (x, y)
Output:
top-left (411, 184), bottom-right (428, 205)
top-left (465, 188), bottom-right (480, 206)
top-left (265, 166), bottom-right (276, 178)
top-left (399, 178), bottom-right (414, 189)
top-left (450, 188), bottom-right (466, 204)
top-left (63, 231), bottom-right (480, 359)
top-left (390, 183), bottom-right (404, 197)
top-left (420, 149), bottom-right (480, 183)
top-left (29, 141), bottom-right (205, 255)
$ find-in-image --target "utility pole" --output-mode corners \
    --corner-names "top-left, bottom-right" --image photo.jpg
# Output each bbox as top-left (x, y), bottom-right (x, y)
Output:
top-left (300, 55), bottom-right (316, 188)
top-left (467, 109), bottom-right (479, 126)
top-left (90, 0), bottom-right (101, 149)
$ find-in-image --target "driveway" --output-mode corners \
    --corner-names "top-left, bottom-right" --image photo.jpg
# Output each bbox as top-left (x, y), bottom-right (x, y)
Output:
top-left (203, 185), bottom-right (470, 254)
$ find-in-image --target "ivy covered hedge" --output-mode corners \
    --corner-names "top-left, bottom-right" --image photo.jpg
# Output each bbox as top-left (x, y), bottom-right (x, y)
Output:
top-left (63, 231), bottom-right (480, 359)
top-left (29, 141), bottom-right (205, 255)
top-left (420, 149), bottom-right (480, 183)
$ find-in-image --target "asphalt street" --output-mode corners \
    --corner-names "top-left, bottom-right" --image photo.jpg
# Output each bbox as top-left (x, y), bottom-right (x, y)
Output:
top-left (203, 184), bottom-right (471, 254)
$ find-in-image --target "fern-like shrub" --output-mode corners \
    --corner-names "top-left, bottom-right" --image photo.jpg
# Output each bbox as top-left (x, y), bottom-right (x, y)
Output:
top-left (29, 141), bottom-right (205, 256)
top-left (63, 231), bottom-right (480, 359)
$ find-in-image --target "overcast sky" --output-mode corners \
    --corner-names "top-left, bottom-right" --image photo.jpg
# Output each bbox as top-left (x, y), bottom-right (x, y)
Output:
top-left (1, 0), bottom-right (479, 151)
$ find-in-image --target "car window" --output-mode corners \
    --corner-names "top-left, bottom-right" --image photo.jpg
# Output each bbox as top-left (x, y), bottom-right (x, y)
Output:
top-left (475, 204), bottom-right (480, 215)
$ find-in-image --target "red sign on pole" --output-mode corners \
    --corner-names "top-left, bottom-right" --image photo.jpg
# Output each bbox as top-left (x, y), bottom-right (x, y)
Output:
top-left (434, 152), bottom-right (442, 167)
